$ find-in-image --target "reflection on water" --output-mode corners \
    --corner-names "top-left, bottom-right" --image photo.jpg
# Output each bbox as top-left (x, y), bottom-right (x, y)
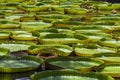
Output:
top-left (0, 67), bottom-right (42, 80)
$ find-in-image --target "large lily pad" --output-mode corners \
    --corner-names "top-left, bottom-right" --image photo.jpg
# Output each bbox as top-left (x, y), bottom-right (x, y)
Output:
top-left (75, 33), bottom-right (112, 42)
top-left (72, 25), bottom-right (113, 32)
top-left (39, 38), bottom-right (81, 44)
top-left (97, 57), bottom-right (120, 63)
top-left (75, 47), bottom-right (116, 57)
top-left (5, 14), bottom-right (24, 21)
top-left (92, 17), bottom-right (120, 21)
top-left (99, 40), bottom-right (120, 48)
top-left (0, 32), bottom-right (10, 39)
top-left (0, 47), bottom-right (9, 55)
top-left (18, 4), bottom-right (49, 12)
top-left (46, 57), bottom-right (103, 72)
top-left (64, 8), bottom-right (88, 15)
top-left (35, 14), bottom-right (71, 22)
top-left (20, 15), bottom-right (35, 22)
top-left (28, 44), bottom-right (72, 56)
top-left (0, 19), bottom-right (20, 29)
top-left (97, 63), bottom-right (120, 77)
top-left (21, 21), bottom-right (52, 31)
top-left (0, 55), bottom-right (43, 73)
top-left (10, 31), bottom-right (37, 41)
top-left (30, 69), bottom-right (114, 80)
top-left (0, 43), bottom-right (30, 52)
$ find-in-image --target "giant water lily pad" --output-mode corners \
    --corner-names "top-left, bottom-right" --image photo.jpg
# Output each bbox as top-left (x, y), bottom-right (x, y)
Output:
top-left (10, 31), bottom-right (37, 41)
top-left (19, 15), bottom-right (35, 22)
top-left (21, 21), bottom-right (52, 31)
top-left (35, 14), bottom-right (71, 22)
top-left (5, 14), bottom-right (24, 21)
top-left (38, 33), bottom-right (87, 44)
top-left (28, 44), bottom-right (72, 56)
top-left (0, 32), bottom-right (10, 39)
top-left (99, 40), bottom-right (120, 48)
top-left (97, 63), bottom-right (120, 77)
top-left (46, 57), bottom-right (103, 72)
top-left (0, 47), bottom-right (9, 55)
top-left (64, 8), bottom-right (88, 15)
top-left (30, 69), bottom-right (114, 80)
top-left (0, 55), bottom-right (43, 73)
top-left (75, 47), bottom-right (116, 57)
top-left (32, 29), bottom-right (81, 44)
top-left (75, 48), bottom-right (98, 57)
top-left (75, 32), bottom-right (112, 42)
top-left (92, 17), bottom-right (120, 21)
top-left (0, 40), bottom-right (36, 45)
top-left (73, 25), bottom-right (113, 32)
top-left (18, 4), bottom-right (49, 12)
top-left (0, 19), bottom-right (20, 29)
top-left (98, 57), bottom-right (120, 63)
top-left (39, 38), bottom-right (81, 44)
top-left (0, 43), bottom-right (30, 52)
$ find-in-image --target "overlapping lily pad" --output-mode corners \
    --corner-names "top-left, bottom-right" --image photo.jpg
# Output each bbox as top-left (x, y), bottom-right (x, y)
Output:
top-left (0, 47), bottom-right (9, 55)
top-left (21, 21), bottom-right (52, 31)
top-left (10, 31), bottom-right (37, 41)
top-left (28, 44), bottom-right (72, 56)
top-left (97, 63), bottom-right (120, 77)
top-left (0, 43), bottom-right (31, 52)
top-left (0, 55), bottom-right (43, 73)
top-left (46, 57), bottom-right (103, 72)
top-left (30, 69), bottom-right (114, 80)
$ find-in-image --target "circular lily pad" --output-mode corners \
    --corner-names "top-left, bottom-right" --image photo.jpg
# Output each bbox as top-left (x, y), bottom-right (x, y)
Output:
top-left (0, 55), bottom-right (43, 73)
top-left (30, 69), bottom-right (114, 80)
top-left (97, 63), bottom-right (120, 77)
top-left (46, 57), bottom-right (104, 72)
